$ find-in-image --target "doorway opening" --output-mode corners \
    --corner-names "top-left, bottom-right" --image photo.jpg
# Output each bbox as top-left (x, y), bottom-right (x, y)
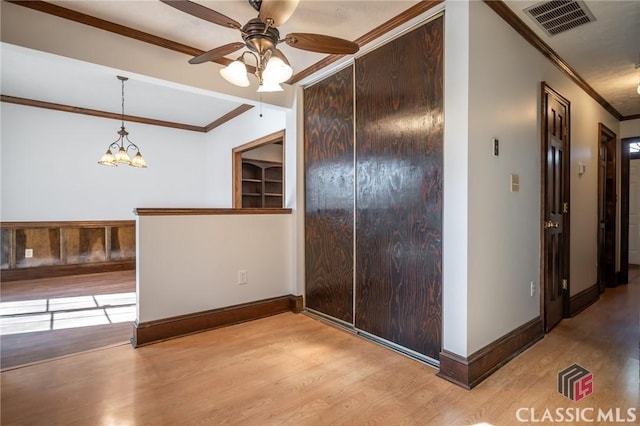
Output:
top-left (232, 130), bottom-right (285, 208)
top-left (621, 136), bottom-right (640, 284)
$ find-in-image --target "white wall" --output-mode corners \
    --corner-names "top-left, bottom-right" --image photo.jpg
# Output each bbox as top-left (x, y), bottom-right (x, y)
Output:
top-left (137, 213), bottom-right (292, 322)
top-left (204, 107), bottom-right (287, 207)
top-left (621, 119), bottom-right (640, 138)
top-left (442, 0), bottom-right (470, 358)
top-left (1, 104), bottom-right (207, 221)
top-left (461, 1), bottom-right (620, 354)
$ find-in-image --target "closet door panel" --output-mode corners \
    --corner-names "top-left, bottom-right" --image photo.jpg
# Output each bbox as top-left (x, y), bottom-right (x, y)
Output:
top-left (304, 66), bottom-right (355, 323)
top-left (355, 17), bottom-right (443, 359)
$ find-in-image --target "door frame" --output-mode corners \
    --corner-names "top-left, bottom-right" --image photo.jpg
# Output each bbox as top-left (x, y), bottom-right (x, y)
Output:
top-left (597, 123), bottom-right (617, 290)
top-left (620, 136), bottom-right (640, 283)
top-left (540, 82), bottom-right (571, 331)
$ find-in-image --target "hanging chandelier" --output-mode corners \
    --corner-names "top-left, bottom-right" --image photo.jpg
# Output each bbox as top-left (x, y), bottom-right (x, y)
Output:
top-left (98, 76), bottom-right (148, 168)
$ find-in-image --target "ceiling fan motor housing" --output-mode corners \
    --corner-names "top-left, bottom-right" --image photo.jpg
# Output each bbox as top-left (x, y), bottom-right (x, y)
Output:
top-left (242, 18), bottom-right (280, 55)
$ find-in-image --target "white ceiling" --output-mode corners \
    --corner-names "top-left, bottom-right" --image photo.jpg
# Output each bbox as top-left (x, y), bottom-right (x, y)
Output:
top-left (505, 0), bottom-right (640, 118)
top-left (1, 42), bottom-right (246, 127)
top-left (1, 0), bottom-right (639, 126)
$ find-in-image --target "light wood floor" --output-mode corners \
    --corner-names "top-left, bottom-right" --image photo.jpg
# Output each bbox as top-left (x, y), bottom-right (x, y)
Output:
top-left (1, 268), bottom-right (638, 425)
top-left (1, 270), bottom-right (135, 369)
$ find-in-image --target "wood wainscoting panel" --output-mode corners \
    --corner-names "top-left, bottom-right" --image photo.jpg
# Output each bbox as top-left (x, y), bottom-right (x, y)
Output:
top-left (569, 283), bottom-right (599, 317)
top-left (437, 317), bottom-right (544, 389)
top-left (1, 220), bottom-right (135, 281)
top-left (304, 65), bottom-right (355, 323)
top-left (354, 16), bottom-right (444, 360)
top-left (132, 295), bottom-right (303, 347)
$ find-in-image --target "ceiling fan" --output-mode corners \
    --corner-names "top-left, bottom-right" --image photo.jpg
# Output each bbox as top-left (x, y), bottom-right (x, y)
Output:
top-left (161, 0), bottom-right (360, 92)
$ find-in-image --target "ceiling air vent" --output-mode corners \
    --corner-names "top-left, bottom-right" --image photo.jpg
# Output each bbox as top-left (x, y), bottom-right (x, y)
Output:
top-left (524, 0), bottom-right (596, 36)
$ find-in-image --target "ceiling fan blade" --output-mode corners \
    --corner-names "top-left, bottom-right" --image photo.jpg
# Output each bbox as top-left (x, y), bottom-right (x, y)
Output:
top-left (285, 33), bottom-right (359, 55)
top-left (161, 0), bottom-right (241, 30)
top-left (259, 0), bottom-right (300, 27)
top-left (189, 42), bottom-right (246, 64)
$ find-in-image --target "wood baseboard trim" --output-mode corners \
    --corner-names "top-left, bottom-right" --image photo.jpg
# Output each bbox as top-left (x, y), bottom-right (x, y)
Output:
top-left (437, 317), bottom-right (543, 389)
top-left (569, 283), bottom-right (599, 317)
top-left (132, 294), bottom-right (303, 347)
top-left (0, 260), bottom-right (135, 282)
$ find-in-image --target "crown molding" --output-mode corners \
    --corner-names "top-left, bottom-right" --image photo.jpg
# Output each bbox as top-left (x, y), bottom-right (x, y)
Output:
top-left (1, 95), bottom-right (253, 133)
top-left (483, 0), bottom-right (624, 121)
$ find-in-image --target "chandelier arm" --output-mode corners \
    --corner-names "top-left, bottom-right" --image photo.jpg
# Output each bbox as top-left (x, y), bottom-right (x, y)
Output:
top-left (124, 136), bottom-right (141, 154)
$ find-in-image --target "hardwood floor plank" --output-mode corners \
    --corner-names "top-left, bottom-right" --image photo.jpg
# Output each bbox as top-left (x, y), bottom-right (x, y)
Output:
top-left (1, 271), bottom-right (135, 369)
top-left (1, 268), bottom-right (637, 425)
top-left (0, 270), bottom-right (135, 301)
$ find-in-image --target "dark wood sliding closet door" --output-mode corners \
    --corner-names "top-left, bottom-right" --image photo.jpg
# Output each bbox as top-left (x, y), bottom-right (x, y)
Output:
top-left (355, 17), bottom-right (443, 360)
top-left (304, 66), bottom-right (354, 323)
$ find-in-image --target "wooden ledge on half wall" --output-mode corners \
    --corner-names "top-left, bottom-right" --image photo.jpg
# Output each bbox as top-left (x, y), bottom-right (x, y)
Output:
top-left (134, 208), bottom-right (292, 216)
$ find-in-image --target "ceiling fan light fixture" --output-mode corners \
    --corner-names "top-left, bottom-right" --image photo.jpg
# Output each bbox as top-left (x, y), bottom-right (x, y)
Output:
top-left (263, 56), bottom-right (293, 84)
top-left (162, 0), bottom-right (360, 93)
top-left (220, 59), bottom-right (250, 87)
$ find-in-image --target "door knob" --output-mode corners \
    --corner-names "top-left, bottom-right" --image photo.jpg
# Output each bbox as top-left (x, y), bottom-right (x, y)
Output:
top-left (544, 220), bottom-right (559, 229)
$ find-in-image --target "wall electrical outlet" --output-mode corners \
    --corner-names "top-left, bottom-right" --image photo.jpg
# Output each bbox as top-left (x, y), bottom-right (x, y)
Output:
top-left (25, 248), bottom-right (33, 258)
top-left (237, 270), bottom-right (248, 285)
top-left (530, 281), bottom-right (535, 297)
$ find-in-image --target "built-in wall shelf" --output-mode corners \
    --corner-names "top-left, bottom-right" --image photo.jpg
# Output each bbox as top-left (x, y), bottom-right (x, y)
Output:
top-left (0, 220), bottom-right (135, 282)
top-left (241, 160), bottom-right (283, 208)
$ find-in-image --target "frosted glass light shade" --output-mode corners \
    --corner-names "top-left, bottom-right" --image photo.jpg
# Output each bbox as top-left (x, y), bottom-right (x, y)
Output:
top-left (257, 81), bottom-right (283, 92)
top-left (263, 57), bottom-right (293, 84)
top-left (130, 152), bottom-right (148, 168)
top-left (257, 81), bottom-right (283, 93)
top-left (220, 61), bottom-right (250, 87)
top-left (115, 147), bottom-right (132, 164)
top-left (98, 149), bottom-right (117, 166)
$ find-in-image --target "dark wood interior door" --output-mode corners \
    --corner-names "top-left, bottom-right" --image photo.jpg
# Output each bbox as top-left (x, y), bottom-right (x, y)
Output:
top-left (542, 85), bottom-right (569, 332)
top-left (598, 124), bottom-right (617, 290)
top-left (304, 66), bottom-right (355, 323)
top-left (355, 17), bottom-right (443, 360)
top-left (598, 143), bottom-right (607, 291)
